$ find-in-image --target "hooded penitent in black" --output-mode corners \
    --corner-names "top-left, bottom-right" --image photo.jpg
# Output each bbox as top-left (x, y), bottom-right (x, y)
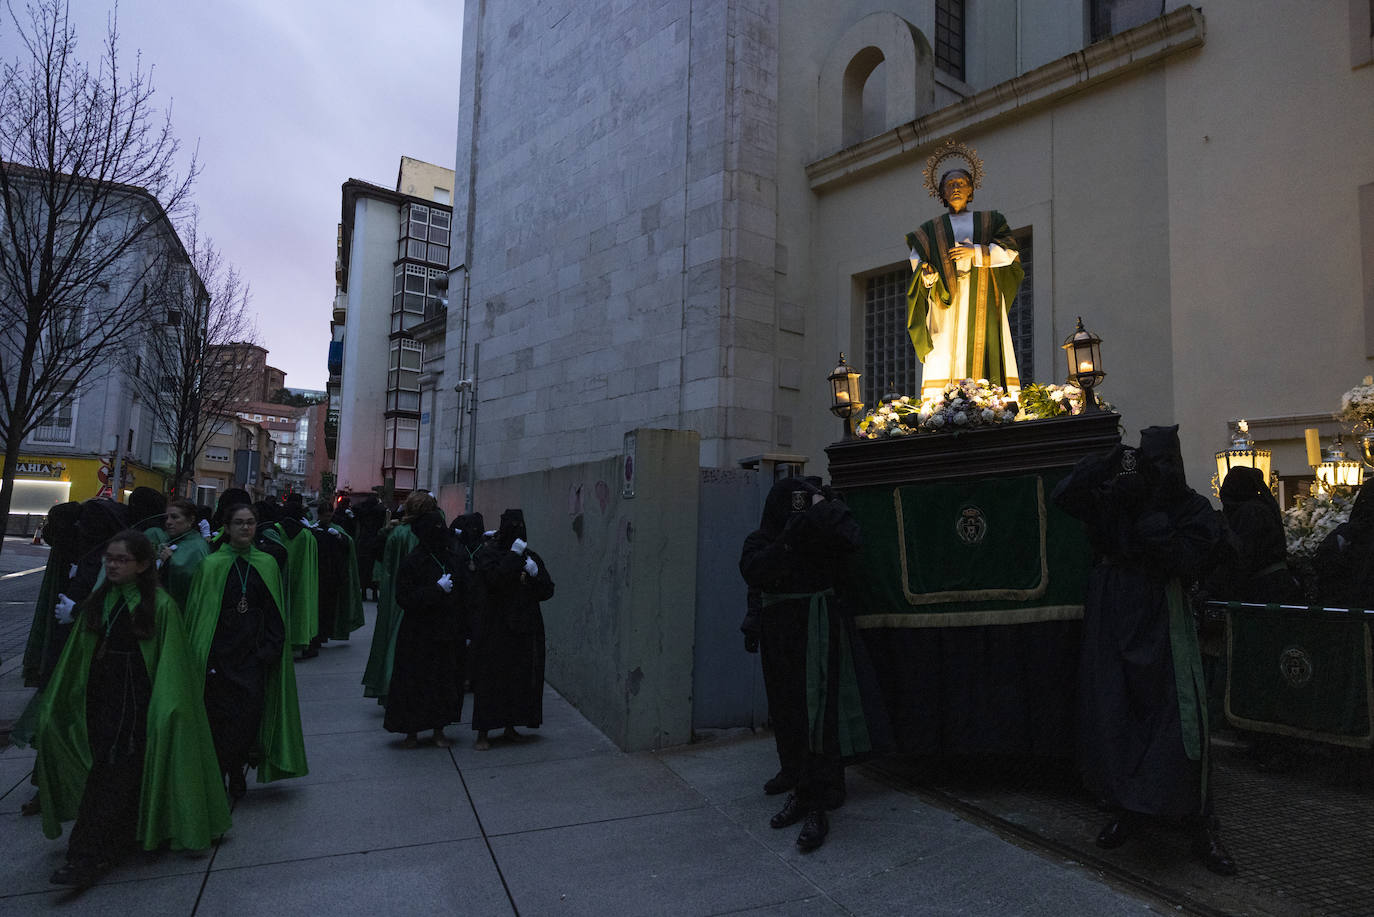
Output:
top-left (23, 502), bottom-right (82, 687)
top-left (738, 477), bottom-right (885, 847)
top-left (384, 511), bottom-right (467, 738)
top-left (1312, 483), bottom-right (1374, 608)
top-left (1209, 466), bottom-right (1301, 603)
top-left (1052, 425), bottom-right (1235, 873)
top-left (471, 509), bottom-right (553, 734)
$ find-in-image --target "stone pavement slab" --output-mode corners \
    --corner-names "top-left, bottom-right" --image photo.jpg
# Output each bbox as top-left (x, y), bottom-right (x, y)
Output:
top-left (489, 806), bottom-right (820, 917)
top-left (194, 839), bottom-right (513, 917)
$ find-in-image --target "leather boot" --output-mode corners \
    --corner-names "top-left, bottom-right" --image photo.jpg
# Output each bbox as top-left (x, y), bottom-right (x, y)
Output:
top-left (796, 808), bottom-right (829, 852)
top-left (769, 793), bottom-right (806, 829)
top-left (1095, 814), bottom-right (1133, 849)
top-left (1191, 818), bottom-right (1237, 876)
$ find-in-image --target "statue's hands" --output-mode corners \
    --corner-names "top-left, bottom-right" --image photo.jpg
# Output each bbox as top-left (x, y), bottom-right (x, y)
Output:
top-left (948, 241), bottom-right (975, 267)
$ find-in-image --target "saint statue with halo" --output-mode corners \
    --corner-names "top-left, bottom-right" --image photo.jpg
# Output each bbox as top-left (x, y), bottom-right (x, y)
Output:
top-left (905, 139), bottom-right (1025, 402)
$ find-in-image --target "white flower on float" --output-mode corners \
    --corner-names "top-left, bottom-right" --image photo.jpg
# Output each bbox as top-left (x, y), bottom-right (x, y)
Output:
top-left (953, 412), bottom-right (969, 425)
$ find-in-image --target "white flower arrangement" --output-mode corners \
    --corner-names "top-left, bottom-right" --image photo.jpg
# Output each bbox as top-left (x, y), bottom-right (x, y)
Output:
top-left (1282, 487), bottom-right (1355, 560)
top-left (854, 379), bottom-right (1017, 439)
top-left (1015, 382), bottom-right (1113, 420)
top-left (1337, 375), bottom-right (1374, 431)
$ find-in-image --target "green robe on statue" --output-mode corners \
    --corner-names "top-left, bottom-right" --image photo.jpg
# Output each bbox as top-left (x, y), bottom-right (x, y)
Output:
top-left (33, 584), bottom-right (231, 849)
top-left (906, 210), bottom-right (1024, 398)
top-left (274, 523), bottom-right (320, 648)
top-left (183, 545), bottom-right (309, 783)
top-left (361, 523), bottom-right (418, 701)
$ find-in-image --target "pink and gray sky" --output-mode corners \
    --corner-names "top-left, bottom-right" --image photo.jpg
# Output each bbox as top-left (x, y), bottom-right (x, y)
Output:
top-left (60, 0), bottom-right (465, 391)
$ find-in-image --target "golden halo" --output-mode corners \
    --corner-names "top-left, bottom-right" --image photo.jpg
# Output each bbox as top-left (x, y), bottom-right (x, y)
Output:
top-left (922, 139), bottom-right (984, 201)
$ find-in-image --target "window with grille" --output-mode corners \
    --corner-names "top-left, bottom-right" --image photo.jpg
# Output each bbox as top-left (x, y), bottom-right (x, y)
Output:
top-left (863, 269), bottom-right (918, 406)
top-left (397, 202), bottom-right (451, 267)
top-left (935, 0), bottom-right (966, 81)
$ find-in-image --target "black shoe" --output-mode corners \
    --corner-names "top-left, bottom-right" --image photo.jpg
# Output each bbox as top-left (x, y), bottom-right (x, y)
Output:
top-left (1191, 823), bottom-right (1238, 876)
top-left (796, 809), bottom-right (829, 852)
top-left (763, 771), bottom-right (796, 796)
top-left (1096, 816), bottom-right (1131, 849)
top-left (50, 858), bottom-right (111, 888)
top-left (228, 767), bottom-right (247, 799)
top-left (770, 793), bottom-right (806, 829)
top-left (300, 644), bottom-right (320, 659)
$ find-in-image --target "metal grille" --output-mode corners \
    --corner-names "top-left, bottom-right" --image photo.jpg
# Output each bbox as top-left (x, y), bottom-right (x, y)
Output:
top-left (864, 269), bottom-right (917, 406)
top-left (936, 0), bottom-right (966, 81)
top-left (1009, 228), bottom-right (1034, 383)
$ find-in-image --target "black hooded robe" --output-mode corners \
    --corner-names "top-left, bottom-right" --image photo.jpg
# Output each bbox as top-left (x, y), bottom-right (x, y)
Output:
top-left (738, 478), bottom-right (884, 810)
top-left (471, 510), bottom-right (552, 732)
top-left (1052, 426), bottom-right (1222, 818)
top-left (384, 514), bottom-right (467, 734)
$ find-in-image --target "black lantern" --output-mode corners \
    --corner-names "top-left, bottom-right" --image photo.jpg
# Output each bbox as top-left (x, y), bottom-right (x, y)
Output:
top-left (1061, 316), bottom-right (1105, 415)
top-left (827, 353), bottom-right (864, 439)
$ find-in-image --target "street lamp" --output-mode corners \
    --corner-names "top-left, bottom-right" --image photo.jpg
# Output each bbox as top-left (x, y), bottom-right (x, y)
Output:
top-left (1061, 316), bottom-right (1105, 414)
top-left (1214, 419), bottom-right (1273, 495)
top-left (827, 353), bottom-right (864, 440)
top-left (1314, 434), bottom-right (1364, 491)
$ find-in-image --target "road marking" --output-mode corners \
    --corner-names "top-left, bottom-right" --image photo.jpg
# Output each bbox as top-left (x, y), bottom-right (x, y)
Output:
top-left (0, 566), bottom-right (46, 580)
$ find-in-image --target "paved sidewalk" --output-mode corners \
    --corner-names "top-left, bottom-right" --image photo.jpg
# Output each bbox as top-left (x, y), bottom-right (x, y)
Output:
top-left (0, 612), bottom-right (1166, 916)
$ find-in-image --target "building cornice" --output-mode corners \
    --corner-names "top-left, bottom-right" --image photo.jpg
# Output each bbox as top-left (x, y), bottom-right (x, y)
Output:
top-left (805, 6), bottom-right (1205, 191)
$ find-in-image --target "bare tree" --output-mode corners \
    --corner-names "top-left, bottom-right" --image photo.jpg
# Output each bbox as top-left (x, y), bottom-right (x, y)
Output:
top-left (0, 0), bottom-right (197, 552)
top-left (125, 211), bottom-right (257, 497)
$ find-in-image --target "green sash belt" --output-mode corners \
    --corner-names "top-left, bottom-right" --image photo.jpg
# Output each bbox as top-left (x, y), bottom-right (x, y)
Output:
top-left (1165, 577), bottom-right (1209, 804)
top-left (763, 589), bottom-right (871, 758)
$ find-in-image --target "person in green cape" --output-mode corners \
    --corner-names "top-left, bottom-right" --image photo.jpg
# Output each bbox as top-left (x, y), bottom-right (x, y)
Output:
top-left (22, 501), bottom-right (82, 688)
top-left (905, 139), bottom-right (1024, 402)
top-left (361, 490), bottom-right (438, 703)
top-left (183, 504), bottom-right (308, 798)
top-left (316, 499), bottom-right (365, 639)
top-left (151, 499), bottom-right (210, 611)
top-left (33, 529), bottom-right (230, 889)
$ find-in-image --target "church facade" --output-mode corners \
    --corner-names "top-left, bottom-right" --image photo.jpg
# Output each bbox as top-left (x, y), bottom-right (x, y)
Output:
top-left (436, 0), bottom-right (1374, 496)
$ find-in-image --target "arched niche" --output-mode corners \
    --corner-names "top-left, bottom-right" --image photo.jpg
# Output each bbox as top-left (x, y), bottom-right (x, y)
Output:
top-left (817, 12), bottom-right (934, 154)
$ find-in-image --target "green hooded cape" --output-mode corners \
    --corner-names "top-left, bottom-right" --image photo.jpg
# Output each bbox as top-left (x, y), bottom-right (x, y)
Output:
top-left (183, 545), bottom-right (309, 783)
top-left (274, 523), bottom-right (319, 648)
top-left (151, 527), bottom-right (211, 611)
top-left (34, 584), bottom-right (232, 849)
top-left (361, 523), bottom-right (417, 701)
top-left (328, 523), bottom-right (366, 637)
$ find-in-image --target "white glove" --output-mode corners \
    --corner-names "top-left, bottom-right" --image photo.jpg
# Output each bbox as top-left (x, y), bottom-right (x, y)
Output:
top-left (523, 557), bottom-right (538, 577)
top-left (484, 529), bottom-right (496, 538)
top-left (198, 519), bottom-right (211, 538)
top-left (68, 563), bottom-right (79, 578)
top-left (168, 543), bottom-right (179, 552)
top-left (54, 593), bottom-right (77, 623)
top-left (511, 538), bottom-right (527, 554)
top-left (437, 572), bottom-right (454, 593)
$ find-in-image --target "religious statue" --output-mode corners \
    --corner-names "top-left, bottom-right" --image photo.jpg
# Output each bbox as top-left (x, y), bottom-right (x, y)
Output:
top-left (905, 140), bottom-right (1025, 402)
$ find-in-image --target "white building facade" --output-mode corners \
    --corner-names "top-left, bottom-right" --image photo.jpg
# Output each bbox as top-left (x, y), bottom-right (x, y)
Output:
top-left (439, 0), bottom-right (1374, 493)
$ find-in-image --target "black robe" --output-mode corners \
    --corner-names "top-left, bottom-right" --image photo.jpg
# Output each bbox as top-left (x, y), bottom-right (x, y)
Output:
top-left (312, 525), bottom-right (343, 643)
top-left (470, 544), bottom-right (553, 731)
top-left (68, 598), bottom-right (151, 864)
top-left (204, 558), bottom-right (285, 773)
top-left (1052, 431), bottom-right (1222, 818)
top-left (739, 482), bottom-right (887, 807)
top-left (384, 547), bottom-right (467, 734)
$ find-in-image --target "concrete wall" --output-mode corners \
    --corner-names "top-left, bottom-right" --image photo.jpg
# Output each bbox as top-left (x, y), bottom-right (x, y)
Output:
top-left (448, 428), bottom-right (701, 751)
